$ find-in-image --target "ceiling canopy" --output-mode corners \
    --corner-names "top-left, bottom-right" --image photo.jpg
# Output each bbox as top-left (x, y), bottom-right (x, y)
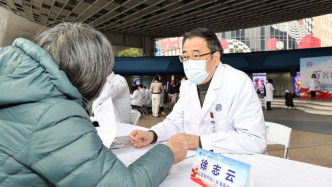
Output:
top-left (1, 0), bottom-right (332, 38)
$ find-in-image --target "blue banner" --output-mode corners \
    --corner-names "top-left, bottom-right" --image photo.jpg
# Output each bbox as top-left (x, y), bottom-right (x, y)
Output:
top-left (156, 45), bottom-right (161, 56)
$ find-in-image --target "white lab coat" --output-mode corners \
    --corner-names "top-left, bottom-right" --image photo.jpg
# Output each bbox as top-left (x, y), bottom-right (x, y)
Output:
top-left (151, 63), bottom-right (266, 154)
top-left (140, 89), bottom-right (147, 97)
top-left (145, 89), bottom-right (152, 107)
top-left (131, 89), bottom-right (142, 106)
top-left (309, 78), bottom-right (318, 91)
top-left (93, 72), bottom-right (132, 124)
top-left (180, 78), bottom-right (186, 86)
top-left (265, 82), bottom-right (274, 101)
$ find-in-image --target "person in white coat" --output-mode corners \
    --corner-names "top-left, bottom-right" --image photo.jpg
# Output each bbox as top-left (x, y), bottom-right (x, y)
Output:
top-left (129, 28), bottom-right (266, 154)
top-left (309, 74), bottom-right (318, 100)
top-left (143, 86), bottom-right (152, 107)
top-left (130, 86), bottom-right (142, 108)
top-left (92, 72), bottom-right (132, 124)
top-left (138, 84), bottom-right (147, 97)
top-left (265, 79), bottom-right (274, 110)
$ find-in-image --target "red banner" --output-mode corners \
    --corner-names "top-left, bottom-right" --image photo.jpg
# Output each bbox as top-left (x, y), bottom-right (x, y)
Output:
top-left (161, 37), bottom-right (179, 51)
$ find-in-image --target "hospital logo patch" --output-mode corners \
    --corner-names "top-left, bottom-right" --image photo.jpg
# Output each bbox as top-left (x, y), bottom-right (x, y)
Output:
top-left (215, 104), bottom-right (222, 111)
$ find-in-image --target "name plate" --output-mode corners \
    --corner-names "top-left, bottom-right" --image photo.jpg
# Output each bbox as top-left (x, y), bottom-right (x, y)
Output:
top-left (191, 148), bottom-right (252, 187)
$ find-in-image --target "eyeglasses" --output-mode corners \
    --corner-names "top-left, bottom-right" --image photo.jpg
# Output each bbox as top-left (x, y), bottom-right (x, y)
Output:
top-left (179, 52), bottom-right (215, 62)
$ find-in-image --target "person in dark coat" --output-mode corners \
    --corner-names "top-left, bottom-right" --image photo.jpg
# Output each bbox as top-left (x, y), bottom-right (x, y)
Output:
top-left (0, 22), bottom-right (187, 186)
top-left (285, 90), bottom-right (295, 109)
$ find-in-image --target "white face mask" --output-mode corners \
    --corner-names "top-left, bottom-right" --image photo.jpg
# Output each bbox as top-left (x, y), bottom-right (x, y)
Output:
top-left (183, 54), bottom-right (216, 84)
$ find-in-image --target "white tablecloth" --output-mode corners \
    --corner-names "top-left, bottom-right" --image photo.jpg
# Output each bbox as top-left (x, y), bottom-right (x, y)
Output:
top-left (113, 123), bottom-right (332, 187)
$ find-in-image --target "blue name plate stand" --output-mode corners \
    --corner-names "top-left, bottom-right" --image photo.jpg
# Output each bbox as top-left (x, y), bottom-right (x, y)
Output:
top-left (191, 148), bottom-right (252, 187)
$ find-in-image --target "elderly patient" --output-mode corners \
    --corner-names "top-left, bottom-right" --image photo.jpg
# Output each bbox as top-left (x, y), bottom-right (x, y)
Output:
top-left (0, 22), bottom-right (187, 186)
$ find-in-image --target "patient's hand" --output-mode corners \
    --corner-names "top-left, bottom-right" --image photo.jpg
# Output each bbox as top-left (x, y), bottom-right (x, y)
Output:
top-left (166, 139), bottom-right (188, 164)
top-left (169, 133), bottom-right (199, 150)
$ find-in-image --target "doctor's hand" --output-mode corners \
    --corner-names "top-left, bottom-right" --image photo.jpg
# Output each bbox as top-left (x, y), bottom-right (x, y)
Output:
top-left (166, 139), bottom-right (188, 164)
top-left (129, 130), bottom-right (153, 148)
top-left (169, 133), bottom-right (199, 150)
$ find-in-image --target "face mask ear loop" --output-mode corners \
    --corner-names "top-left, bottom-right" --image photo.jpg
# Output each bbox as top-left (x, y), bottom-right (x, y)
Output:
top-left (82, 97), bottom-right (92, 117)
top-left (207, 53), bottom-right (216, 74)
top-left (207, 53), bottom-right (214, 61)
top-left (207, 65), bottom-right (216, 74)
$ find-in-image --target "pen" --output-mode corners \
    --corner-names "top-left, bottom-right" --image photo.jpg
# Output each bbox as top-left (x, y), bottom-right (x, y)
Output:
top-left (210, 112), bottom-right (215, 133)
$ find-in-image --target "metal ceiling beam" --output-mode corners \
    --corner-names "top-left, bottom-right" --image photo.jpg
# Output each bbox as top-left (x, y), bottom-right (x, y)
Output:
top-left (0, 0), bottom-right (331, 38)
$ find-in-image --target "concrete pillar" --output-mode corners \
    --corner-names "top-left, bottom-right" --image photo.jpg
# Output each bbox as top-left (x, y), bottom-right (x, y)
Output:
top-left (0, 7), bottom-right (44, 47)
top-left (104, 31), bottom-right (155, 57)
top-left (104, 31), bottom-right (142, 56)
top-left (142, 36), bottom-right (155, 57)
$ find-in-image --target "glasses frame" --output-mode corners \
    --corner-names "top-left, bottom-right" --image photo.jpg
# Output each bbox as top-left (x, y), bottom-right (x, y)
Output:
top-left (179, 52), bottom-right (215, 62)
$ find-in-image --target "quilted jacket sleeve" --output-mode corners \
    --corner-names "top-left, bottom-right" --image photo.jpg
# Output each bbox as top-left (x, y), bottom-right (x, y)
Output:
top-left (25, 100), bottom-right (174, 187)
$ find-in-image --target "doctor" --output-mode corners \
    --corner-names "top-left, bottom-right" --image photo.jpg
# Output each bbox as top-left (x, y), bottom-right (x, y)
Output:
top-left (143, 86), bottom-right (152, 107)
top-left (265, 79), bottom-right (274, 110)
top-left (130, 86), bottom-right (142, 108)
top-left (129, 28), bottom-right (266, 154)
top-left (92, 71), bottom-right (132, 124)
top-left (309, 74), bottom-right (318, 100)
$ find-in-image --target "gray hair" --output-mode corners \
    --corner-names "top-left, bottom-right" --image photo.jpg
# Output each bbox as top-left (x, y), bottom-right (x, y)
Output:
top-left (182, 28), bottom-right (223, 55)
top-left (33, 22), bottom-right (113, 101)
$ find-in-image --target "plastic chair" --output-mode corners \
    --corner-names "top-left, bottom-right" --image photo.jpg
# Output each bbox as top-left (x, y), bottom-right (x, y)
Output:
top-left (265, 122), bottom-right (292, 159)
top-left (131, 109), bottom-right (141, 126)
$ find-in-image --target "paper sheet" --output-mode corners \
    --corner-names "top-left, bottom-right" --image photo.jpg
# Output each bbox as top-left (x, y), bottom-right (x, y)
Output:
top-left (112, 140), bottom-right (196, 167)
top-left (110, 136), bottom-right (132, 149)
top-left (93, 97), bottom-right (117, 148)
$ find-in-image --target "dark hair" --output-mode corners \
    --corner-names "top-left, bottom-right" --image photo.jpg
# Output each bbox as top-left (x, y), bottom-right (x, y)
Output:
top-left (131, 85), bottom-right (138, 92)
top-left (311, 74), bottom-right (316, 78)
top-left (268, 79), bottom-right (273, 83)
top-left (154, 76), bottom-right (159, 82)
top-left (143, 86), bottom-right (147, 89)
top-left (182, 28), bottom-right (223, 55)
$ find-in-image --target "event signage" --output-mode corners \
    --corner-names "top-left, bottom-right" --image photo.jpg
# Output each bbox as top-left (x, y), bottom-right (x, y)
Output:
top-left (300, 56), bottom-right (332, 99)
top-left (294, 72), bottom-right (301, 94)
top-left (191, 148), bottom-right (252, 187)
top-left (252, 73), bottom-right (266, 94)
top-left (156, 45), bottom-right (161, 56)
top-left (160, 37), bottom-right (179, 51)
